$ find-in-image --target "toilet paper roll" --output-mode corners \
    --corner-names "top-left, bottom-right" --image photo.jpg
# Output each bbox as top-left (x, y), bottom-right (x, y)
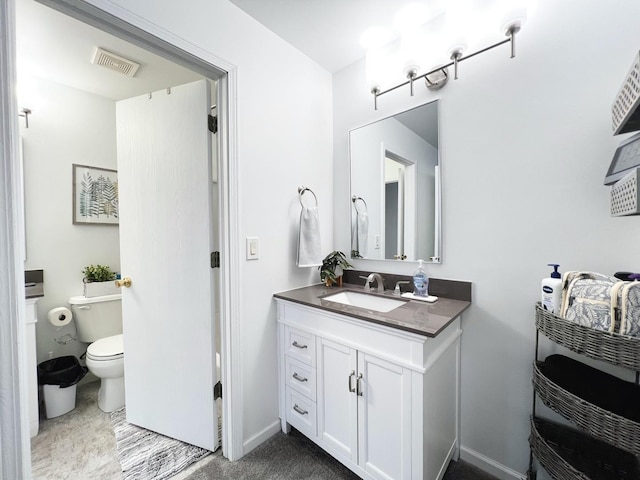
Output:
top-left (48, 307), bottom-right (72, 327)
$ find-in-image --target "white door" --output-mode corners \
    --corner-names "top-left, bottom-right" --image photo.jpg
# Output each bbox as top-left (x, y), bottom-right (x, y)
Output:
top-left (358, 353), bottom-right (412, 480)
top-left (317, 338), bottom-right (358, 464)
top-left (116, 80), bottom-right (218, 451)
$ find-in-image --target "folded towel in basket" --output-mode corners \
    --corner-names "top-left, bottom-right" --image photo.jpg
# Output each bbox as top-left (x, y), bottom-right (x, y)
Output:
top-left (297, 206), bottom-right (322, 267)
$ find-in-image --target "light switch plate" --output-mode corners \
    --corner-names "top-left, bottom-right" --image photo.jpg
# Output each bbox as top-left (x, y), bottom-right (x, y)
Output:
top-left (246, 237), bottom-right (259, 260)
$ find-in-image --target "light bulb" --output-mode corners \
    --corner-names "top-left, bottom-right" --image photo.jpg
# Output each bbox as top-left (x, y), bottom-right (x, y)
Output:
top-left (400, 28), bottom-right (425, 79)
top-left (494, 0), bottom-right (534, 35)
top-left (443, 0), bottom-right (485, 52)
top-left (365, 48), bottom-right (386, 92)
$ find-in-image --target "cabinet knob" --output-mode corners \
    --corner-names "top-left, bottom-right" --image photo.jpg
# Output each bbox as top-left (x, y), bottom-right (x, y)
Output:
top-left (292, 341), bottom-right (308, 349)
top-left (348, 370), bottom-right (356, 392)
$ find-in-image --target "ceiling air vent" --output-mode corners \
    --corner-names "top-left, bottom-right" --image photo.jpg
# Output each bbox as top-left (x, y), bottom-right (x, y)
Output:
top-left (91, 47), bottom-right (140, 77)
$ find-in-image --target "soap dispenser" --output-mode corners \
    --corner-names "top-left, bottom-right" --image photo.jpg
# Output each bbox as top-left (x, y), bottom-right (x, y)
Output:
top-left (541, 264), bottom-right (562, 314)
top-left (413, 259), bottom-right (428, 297)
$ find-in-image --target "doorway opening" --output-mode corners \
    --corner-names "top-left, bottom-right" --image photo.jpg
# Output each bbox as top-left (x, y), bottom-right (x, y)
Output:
top-left (14, 0), bottom-right (236, 476)
top-left (382, 150), bottom-right (415, 261)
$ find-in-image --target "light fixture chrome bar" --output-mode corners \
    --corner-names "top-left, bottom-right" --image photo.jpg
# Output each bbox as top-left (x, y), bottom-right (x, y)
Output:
top-left (371, 86), bottom-right (380, 110)
top-left (451, 51), bottom-right (462, 80)
top-left (507, 25), bottom-right (521, 58)
top-left (18, 108), bottom-right (31, 128)
top-left (372, 31), bottom-right (517, 106)
top-left (407, 68), bottom-right (417, 96)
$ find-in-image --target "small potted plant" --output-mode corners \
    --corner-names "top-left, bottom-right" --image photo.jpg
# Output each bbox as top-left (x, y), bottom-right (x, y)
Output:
top-left (82, 264), bottom-right (118, 297)
top-left (319, 251), bottom-right (353, 287)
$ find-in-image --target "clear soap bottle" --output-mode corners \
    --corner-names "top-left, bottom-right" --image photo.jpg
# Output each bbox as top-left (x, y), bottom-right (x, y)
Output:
top-left (413, 259), bottom-right (428, 297)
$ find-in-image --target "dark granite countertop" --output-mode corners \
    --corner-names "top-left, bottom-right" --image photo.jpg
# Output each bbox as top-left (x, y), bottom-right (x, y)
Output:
top-left (274, 282), bottom-right (471, 338)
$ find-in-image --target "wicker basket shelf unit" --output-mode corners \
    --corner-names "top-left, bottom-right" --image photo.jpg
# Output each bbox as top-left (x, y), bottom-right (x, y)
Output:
top-left (529, 304), bottom-right (640, 480)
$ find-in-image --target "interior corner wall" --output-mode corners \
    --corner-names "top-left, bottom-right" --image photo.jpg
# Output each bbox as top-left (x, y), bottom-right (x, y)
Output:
top-left (333, 0), bottom-right (640, 477)
top-left (81, 0), bottom-right (334, 454)
top-left (21, 76), bottom-right (120, 365)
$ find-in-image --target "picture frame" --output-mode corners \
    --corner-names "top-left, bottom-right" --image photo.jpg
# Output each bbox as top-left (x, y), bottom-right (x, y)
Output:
top-left (72, 164), bottom-right (119, 225)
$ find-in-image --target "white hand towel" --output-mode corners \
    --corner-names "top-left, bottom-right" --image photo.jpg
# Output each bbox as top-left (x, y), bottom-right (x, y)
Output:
top-left (297, 206), bottom-right (322, 267)
top-left (355, 212), bottom-right (369, 257)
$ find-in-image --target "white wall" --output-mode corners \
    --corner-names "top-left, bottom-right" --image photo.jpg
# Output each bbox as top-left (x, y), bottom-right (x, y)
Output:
top-left (334, 1), bottom-right (640, 477)
top-left (82, 0), bottom-right (334, 452)
top-left (20, 76), bottom-right (120, 365)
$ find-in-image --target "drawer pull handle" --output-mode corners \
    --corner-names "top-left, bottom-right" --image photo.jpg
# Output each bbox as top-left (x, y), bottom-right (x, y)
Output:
top-left (292, 341), bottom-right (308, 349)
top-left (348, 370), bottom-right (356, 393)
top-left (293, 404), bottom-right (308, 415)
top-left (292, 372), bottom-right (308, 383)
top-left (356, 373), bottom-right (364, 397)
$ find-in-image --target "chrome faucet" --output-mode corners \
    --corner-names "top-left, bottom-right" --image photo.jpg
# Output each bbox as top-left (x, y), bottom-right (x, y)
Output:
top-left (361, 273), bottom-right (385, 293)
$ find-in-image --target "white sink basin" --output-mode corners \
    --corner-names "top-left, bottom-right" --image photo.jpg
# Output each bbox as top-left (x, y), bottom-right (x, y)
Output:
top-left (321, 291), bottom-right (406, 313)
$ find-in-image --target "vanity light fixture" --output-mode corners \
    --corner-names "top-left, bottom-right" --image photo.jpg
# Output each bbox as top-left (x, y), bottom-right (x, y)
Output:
top-left (365, 2), bottom-right (530, 110)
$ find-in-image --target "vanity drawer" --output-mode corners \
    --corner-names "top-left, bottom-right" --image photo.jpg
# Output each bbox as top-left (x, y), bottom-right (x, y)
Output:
top-left (284, 326), bottom-right (316, 366)
top-left (285, 386), bottom-right (317, 438)
top-left (285, 356), bottom-right (316, 401)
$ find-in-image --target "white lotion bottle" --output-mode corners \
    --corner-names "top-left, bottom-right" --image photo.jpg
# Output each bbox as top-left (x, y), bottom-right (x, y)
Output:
top-left (541, 263), bottom-right (562, 314)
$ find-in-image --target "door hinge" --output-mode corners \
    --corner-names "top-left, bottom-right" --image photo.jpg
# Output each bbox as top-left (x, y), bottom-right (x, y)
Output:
top-left (211, 251), bottom-right (220, 268)
top-left (214, 381), bottom-right (222, 400)
top-left (208, 114), bottom-right (218, 134)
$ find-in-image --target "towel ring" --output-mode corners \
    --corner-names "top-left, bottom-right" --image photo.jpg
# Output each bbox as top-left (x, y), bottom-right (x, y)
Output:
top-left (298, 186), bottom-right (318, 208)
top-left (352, 196), bottom-right (367, 215)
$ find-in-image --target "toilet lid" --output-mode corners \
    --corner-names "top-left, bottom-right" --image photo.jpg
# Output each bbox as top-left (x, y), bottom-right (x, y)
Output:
top-left (87, 334), bottom-right (123, 360)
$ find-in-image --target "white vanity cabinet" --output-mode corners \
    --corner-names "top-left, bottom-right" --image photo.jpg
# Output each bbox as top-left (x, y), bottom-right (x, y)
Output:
top-left (276, 299), bottom-right (462, 480)
top-left (25, 298), bottom-right (39, 437)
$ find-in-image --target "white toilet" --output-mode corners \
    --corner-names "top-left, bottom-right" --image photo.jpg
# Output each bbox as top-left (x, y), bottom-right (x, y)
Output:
top-left (69, 293), bottom-right (124, 413)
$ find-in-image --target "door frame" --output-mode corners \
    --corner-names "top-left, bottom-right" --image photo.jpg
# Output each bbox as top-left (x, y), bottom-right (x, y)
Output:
top-left (0, 0), bottom-right (243, 475)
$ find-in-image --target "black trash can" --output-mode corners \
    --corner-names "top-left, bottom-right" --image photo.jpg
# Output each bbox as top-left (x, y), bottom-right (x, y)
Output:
top-left (37, 356), bottom-right (87, 419)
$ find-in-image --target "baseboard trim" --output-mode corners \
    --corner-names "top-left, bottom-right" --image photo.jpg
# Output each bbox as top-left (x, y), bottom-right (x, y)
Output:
top-left (242, 420), bottom-right (281, 456)
top-left (459, 445), bottom-right (526, 480)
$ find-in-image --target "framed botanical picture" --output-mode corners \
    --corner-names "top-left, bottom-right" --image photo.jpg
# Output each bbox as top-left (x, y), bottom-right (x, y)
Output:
top-left (72, 164), bottom-right (119, 225)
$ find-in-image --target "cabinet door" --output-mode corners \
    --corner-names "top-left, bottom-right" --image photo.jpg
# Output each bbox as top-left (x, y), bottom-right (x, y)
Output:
top-left (358, 353), bottom-right (412, 480)
top-left (317, 337), bottom-right (358, 464)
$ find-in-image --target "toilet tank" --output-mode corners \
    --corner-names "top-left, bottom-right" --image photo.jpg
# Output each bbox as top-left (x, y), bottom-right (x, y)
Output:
top-left (69, 294), bottom-right (123, 343)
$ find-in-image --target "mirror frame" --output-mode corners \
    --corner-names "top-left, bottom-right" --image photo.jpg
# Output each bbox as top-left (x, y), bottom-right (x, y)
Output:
top-left (348, 100), bottom-right (441, 264)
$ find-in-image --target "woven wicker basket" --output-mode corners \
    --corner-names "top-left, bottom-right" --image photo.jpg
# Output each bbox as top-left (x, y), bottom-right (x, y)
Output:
top-left (535, 304), bottom-right (640, 371)
top-left (529, 417), bottom-right (640, 480)
top-left (529, 417), bottom-right (589, 480)
top-left (533, 361), bottom-right (640, 455)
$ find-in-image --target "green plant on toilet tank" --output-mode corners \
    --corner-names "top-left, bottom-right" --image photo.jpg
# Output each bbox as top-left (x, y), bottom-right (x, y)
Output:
top-left (82, 264), bottom-right (119, 297)
top-left (82, 264), bottom-right (116, 283)
top-left (319, 251), bottom-right (353, 287)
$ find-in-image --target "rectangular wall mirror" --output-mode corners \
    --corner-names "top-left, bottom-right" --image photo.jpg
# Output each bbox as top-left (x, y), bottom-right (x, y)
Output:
top-left (349, 100), bottom-right (441, 263)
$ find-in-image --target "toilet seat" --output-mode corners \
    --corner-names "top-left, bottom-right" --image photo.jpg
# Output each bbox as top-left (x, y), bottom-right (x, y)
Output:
top-left (87, 334), bottom-right (123, 362)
